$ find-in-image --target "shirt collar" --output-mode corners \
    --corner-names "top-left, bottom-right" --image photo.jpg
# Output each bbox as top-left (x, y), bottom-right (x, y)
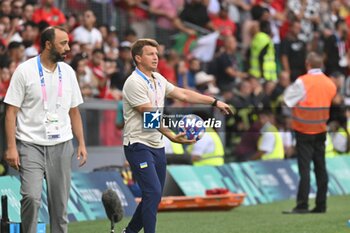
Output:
top-left (307, 68), bottom-right (323, 75)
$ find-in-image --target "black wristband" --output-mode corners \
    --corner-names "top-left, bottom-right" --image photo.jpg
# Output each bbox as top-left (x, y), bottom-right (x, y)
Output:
top-left (211, 98), bottom-right (218, 107)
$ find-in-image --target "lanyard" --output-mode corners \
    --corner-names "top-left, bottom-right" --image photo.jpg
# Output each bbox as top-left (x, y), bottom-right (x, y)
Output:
top-left (37, 55), bottom-right (62, 111)
top-left (135, 68), bottom-right (162, 107)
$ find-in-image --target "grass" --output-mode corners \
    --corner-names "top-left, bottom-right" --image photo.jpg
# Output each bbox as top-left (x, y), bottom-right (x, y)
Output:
top-left (65, 195), bottom-right (350, 233)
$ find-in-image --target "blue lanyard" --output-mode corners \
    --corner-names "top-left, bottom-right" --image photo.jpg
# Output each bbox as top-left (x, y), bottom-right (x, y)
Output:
top-left (135, 68), bottom-right (162, 107)
top-left (37, 55), bottom-right (62, 111)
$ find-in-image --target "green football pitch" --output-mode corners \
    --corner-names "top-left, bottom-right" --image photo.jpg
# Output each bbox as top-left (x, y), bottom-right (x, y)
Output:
top-left (65, 195), bottom-right (350, 233)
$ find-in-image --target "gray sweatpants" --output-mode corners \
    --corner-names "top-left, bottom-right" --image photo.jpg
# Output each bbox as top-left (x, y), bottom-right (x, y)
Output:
top-left (17, 140), bottom-right (74, 233)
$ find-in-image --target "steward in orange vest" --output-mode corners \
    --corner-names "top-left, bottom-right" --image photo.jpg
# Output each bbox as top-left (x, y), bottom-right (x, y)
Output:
top-left (291, 72), bottom-right (336, 134)
top-left (284, 58), bottom-right (336, 134)
top-left (283, 52), bottom-right (336, 214)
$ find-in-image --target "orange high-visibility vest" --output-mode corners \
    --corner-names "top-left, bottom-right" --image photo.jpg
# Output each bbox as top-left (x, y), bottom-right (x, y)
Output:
top-left (292, 72), bottom-right (336, 135)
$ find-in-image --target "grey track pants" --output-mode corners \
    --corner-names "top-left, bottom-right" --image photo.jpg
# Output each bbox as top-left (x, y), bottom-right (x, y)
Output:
top-left (18, 140), bottom-right (74, 233)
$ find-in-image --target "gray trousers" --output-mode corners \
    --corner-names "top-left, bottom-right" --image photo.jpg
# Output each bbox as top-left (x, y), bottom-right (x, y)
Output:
top-left (17, 140), bottom-right (74, 233)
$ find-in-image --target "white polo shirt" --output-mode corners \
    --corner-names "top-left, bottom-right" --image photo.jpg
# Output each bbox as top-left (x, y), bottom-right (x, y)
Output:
top-left (72, 26), bottom-right (102, 46)
top-left (123, 70), bottom-right (174, 148)
top-left (4, 56), bottom-right (83, 146)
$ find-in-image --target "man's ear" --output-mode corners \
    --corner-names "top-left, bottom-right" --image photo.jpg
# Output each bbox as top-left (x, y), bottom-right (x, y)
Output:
top-left (135, 55), bottom-right (141, 64)
top-left (45, 41), bottom-right (52, 50)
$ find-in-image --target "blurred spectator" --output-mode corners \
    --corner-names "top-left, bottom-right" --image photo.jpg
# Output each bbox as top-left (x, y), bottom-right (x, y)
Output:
top-left (65, 41), bottom-right (81, 64)
top-left (194, 71), bottom-right (219, 95)
top-left (0, 66), bottom-right (10, 98)
top-left (158, 49), bottom-right (179, 85)
top-left (102, 26), bottom-right (119, 60)
top-left (8, 16), bottom-right (22, 42)
top-left (123, 28), bottom-right (137, 44)
top-left (98, 24), bottom-right (109, 42)
top-left (319, 0), bottom-right (342, 38)
top-left (0, 41), bottom-right (6, 64)
top-left (88, 48), bottom-right (106, 98)
top-left (260, 80), bottom-right (276, 108)
top-left (252, 109), bottom-right (284, 160)
top-left (262, 0), bottom-right (285, 47)
top-left (103, 58), bottom-right (122, 100)
top-left (324, 19), bottom-right (349, 76)
top-left (111, 41), bottom-right (133, 90)
top-left (210, 2), bottom-right (236, 38)
top-left (0, 22), bottom-right (8, 46)
top-left (10, 21), bottom-right (39, 54)
top-left (176, 57), bottom-right (195, 89)
top-left (70, 53), bottom-right (98, 98)
top-left (72, 10), bottom-right (102, 49)
top-left (0, 0), bottom-right (11, 17)
top-left (270, 71), bottom-right (291, 111)
top-left (225, 78), bottom-right (258, 150)
top-left (179, 0), bottom-right (215, 31)
top-left (276, 115), bottom-right (296, 159)
top-left (280, 20), bottom-right (307, 82)
top-left (21, 21), bottom-right (39, 46)
top-left (250, 3), bottom-right (270, 23)
top-left (187, 128), bottom-right (225, 166)
top-left (213, 35), bottom-right (247, 92)
top-left (186, 111), bottom-right (225, 166)
top-left (32, 20), bottom-right (50, 51)
top-left (11, 0), bottom-right (24, 19)
top-left (80, 43), bottom-right (93, 59)
top-left (116, 0), bottom-right (154, 39)
top-left (239, 2), bottom-right (263, 51)
top-left (0, 15), bottom-right (18, 45)
top-left (328, 120), bottom-right (349, 155)
top-left (287, 0), bottom-right (320, 44)
top-left (233, 121), bottom-right (261, 162)
top-left (249, 76), bottom-right (264, 102)
top-left (32, 0), bottom-right (66, 26)
top-left (7, 41), bottom-right (25, 67)
top-left (231, 78), bottom-right (260, 130)
top-left (227, 0), bottom-right (254, 26)
top-left (186, 57), bottom-right (201, 88)
top-left (64, 12), bottom-right (79, 33)
top-left (329, 72), bottom-right (347, 130)
top-left (249, 20), bottom-right (277, 81)
top-left (22, 3), bottom-right (35, 24)
top-left (149, 0), bottom-right (190, 47)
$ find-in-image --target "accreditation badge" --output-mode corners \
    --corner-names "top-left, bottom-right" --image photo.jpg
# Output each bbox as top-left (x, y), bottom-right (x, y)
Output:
top-left (44, 112), bottom-right (61, 140)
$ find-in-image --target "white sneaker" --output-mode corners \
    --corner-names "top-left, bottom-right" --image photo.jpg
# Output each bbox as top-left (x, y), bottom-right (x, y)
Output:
top-left (121, 229), bottom-right (126, 233)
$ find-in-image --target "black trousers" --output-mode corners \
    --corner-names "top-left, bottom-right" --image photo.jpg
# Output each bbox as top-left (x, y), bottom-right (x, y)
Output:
top-left (295, 131), bottom-right (328, 210)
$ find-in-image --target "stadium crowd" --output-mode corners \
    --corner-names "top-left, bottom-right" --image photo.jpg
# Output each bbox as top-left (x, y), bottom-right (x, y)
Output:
top-left (1, 0), bottom-right (350, 163)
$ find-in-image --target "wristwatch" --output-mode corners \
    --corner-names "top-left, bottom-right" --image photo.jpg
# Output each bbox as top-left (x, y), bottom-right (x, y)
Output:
top-left (211, 98), bottom-right (218, 107)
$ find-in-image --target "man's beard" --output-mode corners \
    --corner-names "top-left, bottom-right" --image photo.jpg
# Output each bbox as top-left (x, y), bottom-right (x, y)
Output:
top-left (49, 46), bottom-right (65, 63)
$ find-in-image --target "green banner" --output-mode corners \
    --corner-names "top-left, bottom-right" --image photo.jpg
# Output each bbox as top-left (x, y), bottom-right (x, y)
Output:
top-left (167, 157), bottom-right (350, 205)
